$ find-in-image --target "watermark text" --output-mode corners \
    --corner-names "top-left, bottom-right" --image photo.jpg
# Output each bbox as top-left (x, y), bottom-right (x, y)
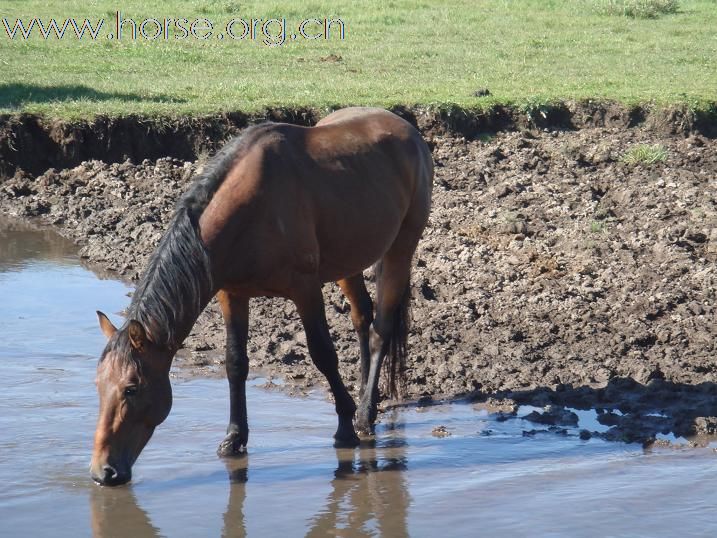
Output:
top-left (2, 12), bottom-right (346, 46)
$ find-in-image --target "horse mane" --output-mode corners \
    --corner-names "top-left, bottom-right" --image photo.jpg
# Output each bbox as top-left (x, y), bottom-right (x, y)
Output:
top-left (124, 123), bottom-right (270, 349)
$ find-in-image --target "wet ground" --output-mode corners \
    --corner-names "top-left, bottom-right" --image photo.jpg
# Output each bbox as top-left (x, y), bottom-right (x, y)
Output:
top-left (2, 221), bottom-right (717, 536)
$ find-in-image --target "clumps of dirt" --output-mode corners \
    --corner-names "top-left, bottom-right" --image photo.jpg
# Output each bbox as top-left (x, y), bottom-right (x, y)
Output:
top-left (522, 406), bottom-right (579, 427)
top-left (474, 397), bottom-right (519, 417)
top-left (481, 374), bottom-right (717, 446)
top-left (431, 425), bottom-right (451, 437)
top-left (1, 121), bottom-right (716, 445)
top-left (522, 427), bottom-right (569, 437)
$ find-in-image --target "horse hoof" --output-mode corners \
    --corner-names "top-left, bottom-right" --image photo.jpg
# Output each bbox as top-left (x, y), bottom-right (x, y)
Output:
top-left (217, 434), bottom-right (247, 457)
top-left (333, 432), bottom-right (360, 449)
top-left (354, 417), bottom-right (375, 437)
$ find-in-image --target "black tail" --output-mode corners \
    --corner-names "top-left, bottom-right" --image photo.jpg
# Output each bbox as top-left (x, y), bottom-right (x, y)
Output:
top-left (384, 282), bottom-right (411, 400)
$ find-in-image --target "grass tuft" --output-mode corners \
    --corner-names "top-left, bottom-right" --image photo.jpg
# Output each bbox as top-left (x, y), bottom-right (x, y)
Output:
top-left (594, 0), bottom-right (679, 18)
top-left (620, 144), bottom-right (668, 165)
top-left (522, 97), bottom-right (553, 125)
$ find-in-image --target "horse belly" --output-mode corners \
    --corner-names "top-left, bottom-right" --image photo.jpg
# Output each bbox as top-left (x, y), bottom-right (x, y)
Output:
top-left (315, 203), bottom-right (403, 283)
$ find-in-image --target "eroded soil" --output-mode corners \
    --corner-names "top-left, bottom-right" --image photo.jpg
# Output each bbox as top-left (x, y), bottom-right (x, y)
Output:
top-left (1, 123), bottom-right (715, 445)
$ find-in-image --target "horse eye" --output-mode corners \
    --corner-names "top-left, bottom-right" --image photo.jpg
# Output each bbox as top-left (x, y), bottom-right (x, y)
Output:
top-left (124, 386), bottom-right (138, 397)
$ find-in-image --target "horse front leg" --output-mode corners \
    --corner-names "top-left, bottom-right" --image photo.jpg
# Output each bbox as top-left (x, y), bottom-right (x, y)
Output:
top-left (217, 291), bottom-right (250, 457)
top-left (292, 278), bottom-right (360, 448)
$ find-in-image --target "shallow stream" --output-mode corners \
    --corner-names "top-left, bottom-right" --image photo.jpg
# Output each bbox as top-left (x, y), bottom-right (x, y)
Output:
top-left (1, 219), bottom-right (716, 537)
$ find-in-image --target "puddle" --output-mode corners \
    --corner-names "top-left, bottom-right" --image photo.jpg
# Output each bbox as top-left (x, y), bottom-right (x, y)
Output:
top-left (571, 409), bottom-right (611, 433)
top-left (2, 219), bottom-right (717, 537)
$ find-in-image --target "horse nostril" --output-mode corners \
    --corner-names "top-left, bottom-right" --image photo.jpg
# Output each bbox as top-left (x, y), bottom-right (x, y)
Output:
top-left (91, 462), bottom-right (131, 486)
top-left (102, 464), bottom-right (118, 482)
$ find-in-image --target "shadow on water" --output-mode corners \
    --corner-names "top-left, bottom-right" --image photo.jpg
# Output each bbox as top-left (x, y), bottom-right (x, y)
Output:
top-left (0, 83), bottom-right (185, 108)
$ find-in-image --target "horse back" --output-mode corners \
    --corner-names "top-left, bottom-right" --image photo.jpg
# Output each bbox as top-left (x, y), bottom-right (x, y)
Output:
top-left (200, 108), bottom-right (433, 293)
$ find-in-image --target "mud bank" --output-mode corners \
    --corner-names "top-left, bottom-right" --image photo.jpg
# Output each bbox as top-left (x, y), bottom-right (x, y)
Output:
top-left (1, 110), bottom-right (715, 445)
top-left (2, 102), bottom-right (716, 178)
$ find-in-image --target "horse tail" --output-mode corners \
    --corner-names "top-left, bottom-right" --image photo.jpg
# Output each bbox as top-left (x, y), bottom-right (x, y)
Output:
top-left (384, 279), bottom-right (411, 400)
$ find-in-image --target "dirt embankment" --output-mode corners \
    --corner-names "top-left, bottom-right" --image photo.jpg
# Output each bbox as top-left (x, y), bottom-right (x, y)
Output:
top-left (2, 101), bottom-right (715, 178)
top-left (1, 105), bottom-right (715, 445)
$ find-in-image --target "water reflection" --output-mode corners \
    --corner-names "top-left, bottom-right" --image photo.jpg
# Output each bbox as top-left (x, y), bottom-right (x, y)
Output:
top-left (90, 434), bottom-right (411, 538)
top-left (305, 414), bottom-right (409, 537)
top-left (90, 485), bottom-right (160, 538)
top-left (222, 456), bottom-right (249, 538)
top-left (305, 442), bottom-right (410, 538)
top-left (220, 424), bottom-right (410, 538)
top-left (0, 217), bottom-right (76, 272)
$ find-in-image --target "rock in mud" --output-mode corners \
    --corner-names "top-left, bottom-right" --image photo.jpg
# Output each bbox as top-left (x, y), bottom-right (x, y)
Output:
top-left (431, 425), bottom-right (451, 437)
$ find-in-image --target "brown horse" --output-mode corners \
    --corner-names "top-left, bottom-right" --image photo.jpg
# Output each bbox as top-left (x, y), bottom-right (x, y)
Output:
top-left (90, 107), bottom-right (433, 486)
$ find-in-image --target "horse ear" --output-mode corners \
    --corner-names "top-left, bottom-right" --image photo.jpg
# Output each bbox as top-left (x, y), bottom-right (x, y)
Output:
top-left (97, 311), bottom-right (117, 339)
top-left (127, 320), bottom-right (148, 351)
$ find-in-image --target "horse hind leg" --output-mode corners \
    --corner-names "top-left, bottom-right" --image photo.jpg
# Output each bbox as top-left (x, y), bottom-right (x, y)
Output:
top-left (292, 276), bottom-right (360, 448)
top-left (337, 274), bottom-right (374, 396)
top-left (355, 237), bottom-right (416, 435)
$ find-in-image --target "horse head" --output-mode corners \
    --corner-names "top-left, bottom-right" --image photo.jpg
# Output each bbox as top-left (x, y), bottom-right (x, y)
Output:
top-left (90, 311), bottom-right (173, 486)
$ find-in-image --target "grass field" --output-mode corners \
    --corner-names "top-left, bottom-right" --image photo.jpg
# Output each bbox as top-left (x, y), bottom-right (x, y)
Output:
top-left (1, 0), bottom-right (716, 118)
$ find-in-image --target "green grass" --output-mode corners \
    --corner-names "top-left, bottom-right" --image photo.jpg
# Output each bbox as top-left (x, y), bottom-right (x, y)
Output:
top-left (620, 143), bottom-right (669, 164)
top-left (593, 0), bottom-right (680, 18)
top-left (0, 0), bottom-right (716, 118)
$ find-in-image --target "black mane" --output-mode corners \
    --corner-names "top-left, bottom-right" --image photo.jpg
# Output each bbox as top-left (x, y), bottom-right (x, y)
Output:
top-left (123, 124), bottom-right (270, 349)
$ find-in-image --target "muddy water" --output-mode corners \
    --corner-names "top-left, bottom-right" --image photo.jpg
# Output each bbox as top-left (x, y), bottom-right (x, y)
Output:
top-left (2, 220), bottom-right (717, 538)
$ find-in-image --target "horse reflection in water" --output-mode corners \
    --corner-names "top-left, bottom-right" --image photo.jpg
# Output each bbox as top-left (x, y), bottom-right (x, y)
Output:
top-left (306, 433), bottom-right (409, 536)
top-left (222, 413), bottom-right (409, 537)
top-left (222, 456), bottom-right (249, 538)
top-left (90, 423), bottom-right (409, 537)
top-left (90, 485), bottom-right (160, 538)
top-left (226, 447), bottom-right (409, 537)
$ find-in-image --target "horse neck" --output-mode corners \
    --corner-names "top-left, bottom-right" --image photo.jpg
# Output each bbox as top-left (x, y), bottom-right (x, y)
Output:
top-left (129, 282), bottom-right (214, 354)
top-left (128, 207), bottom-right (216, 352)
top-left (171, 295), bottom-right (213, 351)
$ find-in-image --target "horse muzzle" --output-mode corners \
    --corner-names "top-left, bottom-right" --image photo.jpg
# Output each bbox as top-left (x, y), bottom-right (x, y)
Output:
top-left (91, 462), bottom-right (131, 486)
